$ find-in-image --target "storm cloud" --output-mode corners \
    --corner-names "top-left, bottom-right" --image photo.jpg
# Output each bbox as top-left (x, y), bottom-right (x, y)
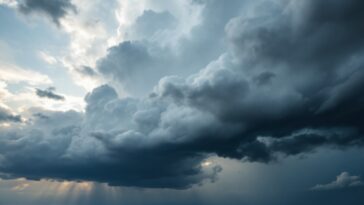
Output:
top-left (0, 86), bottom-right (222, 189)
top-left (17, 0), bottom-right (76, 25)
top-left (0, 0), bottom-right (364, 189)
top-left (97, 0), bottom-right (247, 96)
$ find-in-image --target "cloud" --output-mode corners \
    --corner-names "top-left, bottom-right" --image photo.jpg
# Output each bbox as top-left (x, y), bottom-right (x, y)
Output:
top-left (100, 0), bottom-right (364, 164)
top-left (151, 0), bottom-right (364, 161)
top-left (311, 172), bottom-right (364, 191)
top-left (0, 0), bottom-right (18, 8)
top-left (55, 0), bottom-right (120, 92)
top-left (97, 0), bottom-right (247, 97)
top-left (97, 41), bottom-right (160, 96)
top-left (17, 0), bottom-right (77, 26)
top-left (76, 66), bottom-right (97, 77)
top-left (35, 87), bottom-right (65, 101)
top-left (0, 87), bottom-right (222, 189)
top-left (0, 63), bottom-right (52, 86)
top-left (1, 0), bottom-right (364, 189)
top-left (131, 10), bottom-right (177, 38)
top-left (0, 81), bottom-right (84, 112)
top-left (242, 128), bottom-right (364, 162)
top-left (0, 107), bottom-right (21, 123)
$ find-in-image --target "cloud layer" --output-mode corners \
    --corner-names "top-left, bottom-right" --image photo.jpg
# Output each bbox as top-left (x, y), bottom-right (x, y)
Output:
top-left (0, 0), bottom-right (364, 189)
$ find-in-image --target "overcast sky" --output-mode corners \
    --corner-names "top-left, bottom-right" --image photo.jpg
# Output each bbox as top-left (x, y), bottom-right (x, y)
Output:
top-left (0, 0), bottom-right (364, 204)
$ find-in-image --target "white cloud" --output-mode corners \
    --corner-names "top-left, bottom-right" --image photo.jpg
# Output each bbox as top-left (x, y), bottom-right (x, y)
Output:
top-left (111, 0), bottom-right (203, 47)
top-left (0, 0), bottom-right (17, 7)
top-left (57, 0), bottom-right (120, 91)
top-left (56, 0), bottom-right (204, 93)
top-left (311, 172), bottom-right (364, 191)
top-left (0, 81), bottom-right (84, 114)
top-left (8, 87), bottom-right (85, 112)
top-left (0, 39), bottom-right (83, 113)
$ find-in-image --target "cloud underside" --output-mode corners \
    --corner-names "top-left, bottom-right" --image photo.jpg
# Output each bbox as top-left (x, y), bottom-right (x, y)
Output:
top-left (1, 0), bottom-right (364, 189)
top-left (17, 0), bottom-right (76, 25)
top-left (0, 107), bottom-right (21, 123)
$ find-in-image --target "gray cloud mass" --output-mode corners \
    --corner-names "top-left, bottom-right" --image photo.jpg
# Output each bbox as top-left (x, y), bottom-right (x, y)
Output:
top-left (0, 0), bottom-right (364, 189)
top-left (0, 107), bottom-right (21, 123)
top-left (18, 0), bottom-right (76, 25)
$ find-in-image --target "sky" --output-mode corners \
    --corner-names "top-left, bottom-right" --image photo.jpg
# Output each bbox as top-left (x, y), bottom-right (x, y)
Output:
top-left (0, 0), bottom-right (364, 204)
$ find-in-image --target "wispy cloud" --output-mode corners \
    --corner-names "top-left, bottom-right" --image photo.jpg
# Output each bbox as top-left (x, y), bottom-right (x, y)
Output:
top-left (311, 172), bottom-right (364, 191)
top-left (38, 51), bottom-right (57, 65)
top-left (0, 62), bottom-right (52, 86)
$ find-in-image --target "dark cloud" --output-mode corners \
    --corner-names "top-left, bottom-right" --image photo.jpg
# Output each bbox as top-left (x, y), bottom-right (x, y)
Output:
top-left (0, 86), bottom-right (221, 189)
top-left (176, 0), bottom-right (364, 149)
top-left (227, 0), bottom-right (364, 68)
top-left (1, 0), bottom-right (364, 190)
top-left (35, 87), bottom-right (65, 101)
top-left (149, 0), bottom-right (364, 162)
top-left (239, 128), bottom-right (364, 162)
top-left (17, 0), bottom-right (76, 26)
top-left (0, 107), bottom-right (21, 123)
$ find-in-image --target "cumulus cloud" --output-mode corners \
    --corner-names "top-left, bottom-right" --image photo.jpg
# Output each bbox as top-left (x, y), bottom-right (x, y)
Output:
top-left (17, 0), bottom-right (77, 26)
top-left (0, 0), bottom-right (364, 189)
top-left (311, 172), bottom-right (364, 191)
top-left (0, 87), bottom-right (222, 189)
top-left (96, 0), bottom-right (364, 163)
top-left (35, 87), bottom-right (65, 101)
top-left (97, 0), bottom-right (247, 96)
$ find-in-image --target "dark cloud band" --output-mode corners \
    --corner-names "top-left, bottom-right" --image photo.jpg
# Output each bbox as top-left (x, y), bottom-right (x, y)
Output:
top-left (35, 87), bottom-right (65, 101)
